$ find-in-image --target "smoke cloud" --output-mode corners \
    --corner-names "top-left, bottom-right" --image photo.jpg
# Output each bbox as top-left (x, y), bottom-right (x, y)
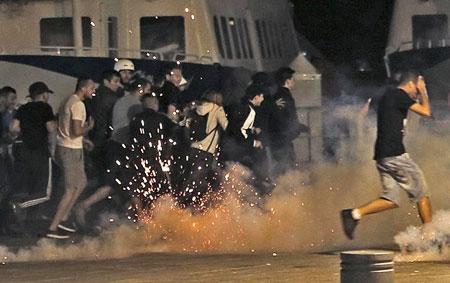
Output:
top-left (1, 105), bottom-right (449, 263)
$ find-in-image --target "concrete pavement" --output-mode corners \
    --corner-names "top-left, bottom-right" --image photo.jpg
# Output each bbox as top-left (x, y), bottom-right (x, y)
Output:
top-left (1, 251), bottom-right (449, 282)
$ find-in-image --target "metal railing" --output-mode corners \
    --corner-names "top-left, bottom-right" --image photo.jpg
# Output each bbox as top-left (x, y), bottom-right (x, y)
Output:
top-left (386, 38), bottom-right (450, 55)
top-left (139, 50), bottom-right (214, 64)
top-left (9, 45), bottom-right (216, 64)
top-left (14, 46), bottom-right (98, 56)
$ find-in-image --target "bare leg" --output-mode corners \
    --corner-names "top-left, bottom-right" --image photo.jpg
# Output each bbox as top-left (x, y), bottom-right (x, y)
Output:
top-left (49, 189), bottom-right (77, 231)
top-left (61, 186), bottom-right (85, 221)
top-left (74, 186), bottom-right (111, 227)
top-left (417, 196), bottom-right (432, 224)
top-left (340, 198), bottom-right (396, 240)
top-left (357, 198), bottom-right (398, 218)
top-left (80, 186), bottom-right (111, 210)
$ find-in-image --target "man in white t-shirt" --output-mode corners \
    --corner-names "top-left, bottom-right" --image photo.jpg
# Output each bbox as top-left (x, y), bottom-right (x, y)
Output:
top-left (46, 77), bottom-right (95, 239)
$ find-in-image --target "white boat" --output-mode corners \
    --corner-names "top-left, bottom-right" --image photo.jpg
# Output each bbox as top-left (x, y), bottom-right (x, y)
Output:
top-left (0, 0), bottom-right (305, 69)
top-left (385, 0), bottom-right (450, 114)
top-left (0, 0), bottom-right (322, 162)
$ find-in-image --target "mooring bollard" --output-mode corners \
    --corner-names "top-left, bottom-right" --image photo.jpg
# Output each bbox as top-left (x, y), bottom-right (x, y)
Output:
top-left (340, 250), bottom-right (394, 283)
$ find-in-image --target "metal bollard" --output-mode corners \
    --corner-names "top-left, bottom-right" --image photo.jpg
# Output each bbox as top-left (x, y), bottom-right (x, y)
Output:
top-left (340, 250), bottom-right (394, 283)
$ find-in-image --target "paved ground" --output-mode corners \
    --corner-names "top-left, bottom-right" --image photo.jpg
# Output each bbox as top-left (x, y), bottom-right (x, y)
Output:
top-left (1, 250), bottom-right (449, 282)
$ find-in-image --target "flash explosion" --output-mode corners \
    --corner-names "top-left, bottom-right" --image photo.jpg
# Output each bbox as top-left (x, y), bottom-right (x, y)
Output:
top-left (1, 109), bottom-right (450, 263)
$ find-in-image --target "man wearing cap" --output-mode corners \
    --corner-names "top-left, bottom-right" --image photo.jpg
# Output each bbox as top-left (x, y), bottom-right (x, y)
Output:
top-left (9, 82), bottom-right (57, 213)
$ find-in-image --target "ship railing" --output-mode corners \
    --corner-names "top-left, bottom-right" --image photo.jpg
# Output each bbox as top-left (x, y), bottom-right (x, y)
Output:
top-left (172, 53), bottom-right (214, 64)
top-left (10, 45), bottom-right (214, 64)
top-left (108, 48), bottom-right (214, 64)
top-left (14, 46), bottom-right (98, 56)
top-left (387, 38), bottom-right (450, 54)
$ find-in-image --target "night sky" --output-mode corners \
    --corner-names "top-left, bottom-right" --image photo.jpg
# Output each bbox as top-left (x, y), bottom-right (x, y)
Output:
top-left (293, 0), bottom-right (394, 69)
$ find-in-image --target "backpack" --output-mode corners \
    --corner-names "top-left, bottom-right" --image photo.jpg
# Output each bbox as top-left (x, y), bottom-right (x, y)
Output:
top-left (187, 107), bottom-right (220, 146)
top-left (188, 111), bottom-right (210, 142)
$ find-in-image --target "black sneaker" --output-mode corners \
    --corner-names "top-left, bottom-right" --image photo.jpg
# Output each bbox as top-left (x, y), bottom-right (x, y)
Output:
top-left (58, 220), bottom-right (76, 233)
top-left (45, 229), bottom-right (70, 239)
top-left (340, 209), bottom-right (359, 240)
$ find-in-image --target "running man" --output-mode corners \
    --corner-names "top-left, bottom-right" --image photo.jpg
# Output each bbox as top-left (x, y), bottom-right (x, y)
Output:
top-left (341, 71), bottom-right (432, 240)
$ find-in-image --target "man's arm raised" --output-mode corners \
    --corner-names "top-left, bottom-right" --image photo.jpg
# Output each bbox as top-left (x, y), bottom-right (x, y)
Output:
top-left (409, 76), bottom-right (432, 117)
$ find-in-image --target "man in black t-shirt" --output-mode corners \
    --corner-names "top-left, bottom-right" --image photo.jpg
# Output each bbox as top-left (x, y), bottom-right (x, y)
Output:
top-left (340, 71), bottom-right (433, 240)
top-left (10, 82), bottom-right (56, 209)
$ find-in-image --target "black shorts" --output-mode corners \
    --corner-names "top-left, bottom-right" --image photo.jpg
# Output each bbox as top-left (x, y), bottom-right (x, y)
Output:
top-left (13, 144), bottom-right (52, 207)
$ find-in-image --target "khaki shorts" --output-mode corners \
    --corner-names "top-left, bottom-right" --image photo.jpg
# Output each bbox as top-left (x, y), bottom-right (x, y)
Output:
top-left (376, 153), bottom-right (428, 205)
top-left (55, 145), bottom-right (87, 190)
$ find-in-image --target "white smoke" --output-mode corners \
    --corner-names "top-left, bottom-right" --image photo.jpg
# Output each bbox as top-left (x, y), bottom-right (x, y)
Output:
top-left (0, 103), bottom-right (449, 263)
top-left (394, 210), bottom-right (450, 262)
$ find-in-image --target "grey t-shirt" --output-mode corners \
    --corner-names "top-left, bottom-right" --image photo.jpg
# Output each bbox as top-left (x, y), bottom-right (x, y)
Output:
top-left (111, 94), bottom-right (143, 144)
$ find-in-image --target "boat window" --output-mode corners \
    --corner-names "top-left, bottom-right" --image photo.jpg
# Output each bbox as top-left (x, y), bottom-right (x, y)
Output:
top-left (213, 16), bottom-right (225, 58)
top-left (243, 20), bottom-right (254, 59)
top-left (108, 17), bottom-right (118, 58)
top-left (412, 14), bottom-right (448, 49)
top-left (275, 22), bottom-right (283, 58)
top-left (140, 16), bottom-right (185, 60)
top-left (255, 20), bottom-right (266, 58)
top-left (82, 18), bottom-right (93, 47)
top-left (280, 22), bottom-right (289, 58)
top-left (261, 21), bottom-right (271, 58)
top-left (229, 18), bottom-right (241, 59)
top-left (237, 19), bottom-right (248, 59)
top-left (268, 21), bottom-right (278, 58)
top-left (40, 17), bottom-right (92, 49)
top-left (220, 16), bottom-right (233, 59)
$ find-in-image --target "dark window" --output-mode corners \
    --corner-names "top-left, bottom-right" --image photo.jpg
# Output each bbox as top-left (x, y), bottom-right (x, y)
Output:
top-left (237, 19), bottom-right (248, 59)
top-left (40, 17), bottom-right (92, 48)
top-left (229, 18), bottom-right (241, 59)
top-left (280, 22), bottom-right (289, 57)
top-left (412, 14), bottom-right (448, 49)
top-left (213, 16), bottom-right (225, 58)
top-left (268, 21), bottom-right (278, 58)
top-left (108, 17), bottom-right (118, 57)
top-left (220, 16), bottom-right (233, 59)
top-left (275, 22), bottom-right (283, 58)
top-left (81, 18), bottom-right (92, 47)
top-left (261, 21), bottom-right (271, 58)
top-left (140, 16), bottom-right (185, 60)
top-left (243, 20), bottom-right (254, 59)
top-left (255, 20), bottom-right (265, 58)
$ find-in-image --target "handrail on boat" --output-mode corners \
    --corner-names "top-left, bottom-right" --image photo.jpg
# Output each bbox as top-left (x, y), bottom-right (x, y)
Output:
top-left (386, 38), bottom-right (450, 55)
top-left (11, 46), bottom-right (215, 64)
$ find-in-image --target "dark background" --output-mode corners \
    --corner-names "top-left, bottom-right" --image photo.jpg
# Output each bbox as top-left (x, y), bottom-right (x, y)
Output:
top-left (292, 0), bottom-right (394, 71)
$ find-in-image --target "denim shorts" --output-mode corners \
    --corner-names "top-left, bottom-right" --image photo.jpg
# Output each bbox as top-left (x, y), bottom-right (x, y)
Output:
top-left (376, 153), bottom-right (428, 205)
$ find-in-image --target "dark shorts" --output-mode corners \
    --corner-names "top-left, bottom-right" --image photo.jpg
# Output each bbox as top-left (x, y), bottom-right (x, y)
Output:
top-left (12, 144), bottom-right (53, 207)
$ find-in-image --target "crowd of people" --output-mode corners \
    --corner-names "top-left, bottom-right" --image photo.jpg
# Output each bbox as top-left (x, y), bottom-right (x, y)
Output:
top-left (0, 59), bottom-right (309, 239)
